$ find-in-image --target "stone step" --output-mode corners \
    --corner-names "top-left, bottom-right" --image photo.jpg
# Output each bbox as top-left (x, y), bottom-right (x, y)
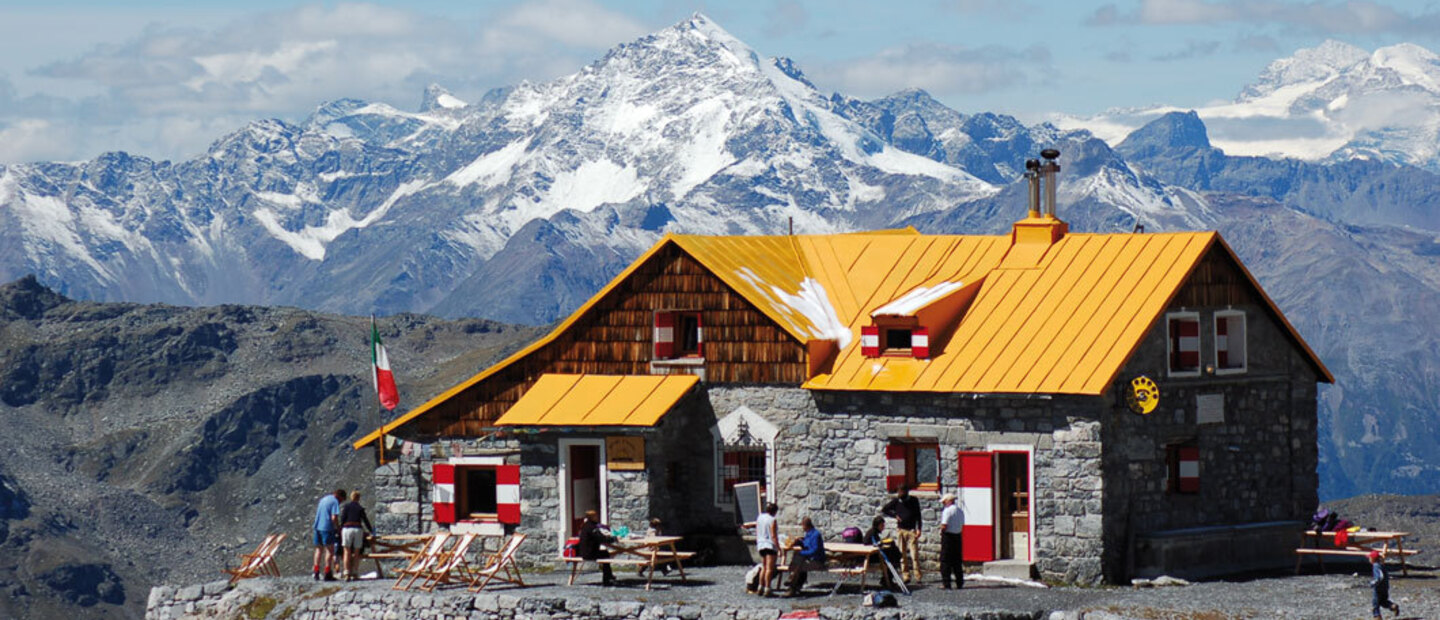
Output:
top-left (983, 559), bottom-right (1035, 580)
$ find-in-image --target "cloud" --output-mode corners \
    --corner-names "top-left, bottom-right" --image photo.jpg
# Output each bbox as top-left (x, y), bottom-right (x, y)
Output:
top-left (814, 43), bottom-right (1052, 99)
top-left (1151, 39), bottom-right (1222, 61)
top-left (2, 1), bottom-right (649, 163)
top-left (1087, 0), bottom-right (1440, 36)
top-left (762, 0), bottom-right (809, 38)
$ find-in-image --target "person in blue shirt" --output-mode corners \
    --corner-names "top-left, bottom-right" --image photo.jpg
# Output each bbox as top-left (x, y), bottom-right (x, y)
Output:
top-left (1369, 550), bottom-right (1400, 618)
top-left (312, 489), bottom-right (344, 581)
top-left (783, 516), bottom-right (826, 596)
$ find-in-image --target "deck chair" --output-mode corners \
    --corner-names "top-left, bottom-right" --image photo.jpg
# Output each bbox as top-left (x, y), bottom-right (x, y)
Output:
top-left (391, 531), bottom-right (452, 591)
top-left (467, 532), bottom-right (528, 592)
top-left (223, 533), bottom-right (285, 584)
top-left (417, 533), bottom-right (479, 592)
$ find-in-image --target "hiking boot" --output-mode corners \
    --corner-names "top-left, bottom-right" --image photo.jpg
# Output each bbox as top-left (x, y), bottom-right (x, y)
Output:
top-left (1392, 602), bottom-right (1400, 617)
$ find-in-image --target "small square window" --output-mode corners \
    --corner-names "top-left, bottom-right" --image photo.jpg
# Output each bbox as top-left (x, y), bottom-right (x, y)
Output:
top-left (458, 466), bottom-right (498, 518)
top-left (1167, 313), bottom-right (1201, 377)
top-left (654, 311), bottom-right (703, 359)
top-left (1215, 311), bottom-right (1246, 374)
top-left (887, 442), bottom-right (940, 492)
top-left (884, 328), bottom-right (913, 355)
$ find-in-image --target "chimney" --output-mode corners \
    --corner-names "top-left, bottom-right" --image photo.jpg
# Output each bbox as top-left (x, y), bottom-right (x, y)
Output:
top-left (1040, 148), bottom-right (1060, 218)
top-left (1003, 148), bottom-right (1067, 268)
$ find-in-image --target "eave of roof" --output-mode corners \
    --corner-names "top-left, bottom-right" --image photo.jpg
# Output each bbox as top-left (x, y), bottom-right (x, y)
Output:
top-left (493, 374), bottom-right (699, 427)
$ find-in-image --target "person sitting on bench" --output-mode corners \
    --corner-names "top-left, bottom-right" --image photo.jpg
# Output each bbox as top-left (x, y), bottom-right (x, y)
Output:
top-left (577, 510), bottom-right (615, 587)
top-left (784, 516), bottom-right (826, 596)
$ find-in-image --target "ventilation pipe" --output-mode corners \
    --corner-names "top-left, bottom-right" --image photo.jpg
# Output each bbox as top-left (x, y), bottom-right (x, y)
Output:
top-left (1024, 158), bottom-right (1041, 218)
top-left (1040, 148), bottom-right (1060, 218)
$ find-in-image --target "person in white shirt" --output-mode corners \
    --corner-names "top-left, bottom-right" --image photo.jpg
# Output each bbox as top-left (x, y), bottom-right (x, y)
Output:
top-left (938, 493), bottom-right (965, 589)
top-left (753, 503), bottom-right (779, 596)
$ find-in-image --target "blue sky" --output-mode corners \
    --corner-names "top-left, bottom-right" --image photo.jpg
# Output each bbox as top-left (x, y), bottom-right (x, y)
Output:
top-left (2, 0), bottom-right (1439, 163)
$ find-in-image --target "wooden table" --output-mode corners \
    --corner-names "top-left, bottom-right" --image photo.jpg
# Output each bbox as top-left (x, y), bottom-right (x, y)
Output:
top-left (569, 535), bottom-right (692, 590)
top-left (1295, 530), bottom-right (1417, 575)
top-left (822, 542), bottom-right (884, 596)
top-left (365, 534), bottom-right (434, 578)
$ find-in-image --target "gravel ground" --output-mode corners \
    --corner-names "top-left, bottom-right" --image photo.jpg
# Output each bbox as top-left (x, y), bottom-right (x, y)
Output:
top-left (230, 561), bottom-right (1439, 619)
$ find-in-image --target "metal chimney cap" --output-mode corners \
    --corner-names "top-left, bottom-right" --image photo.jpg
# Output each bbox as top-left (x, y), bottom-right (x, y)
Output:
top-left (1040, 148), bottom-right (1060, 160)
top-left (1025, 158), bottom-right (1041, 170)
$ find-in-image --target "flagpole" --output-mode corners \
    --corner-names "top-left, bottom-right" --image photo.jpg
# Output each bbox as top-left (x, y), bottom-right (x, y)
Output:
top-left (374, 315), bottom-right (388, 466)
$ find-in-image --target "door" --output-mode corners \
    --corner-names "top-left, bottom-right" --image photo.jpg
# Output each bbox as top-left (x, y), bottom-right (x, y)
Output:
top-left (565, 443), bottom-right (603, 536)
top-left (996, 451), bottom-right (1032, 562)
top-left (957, 451), bottom-right (995, 562)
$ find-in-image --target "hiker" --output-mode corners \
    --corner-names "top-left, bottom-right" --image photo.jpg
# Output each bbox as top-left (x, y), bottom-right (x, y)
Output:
top-left (754, 503), bottom-right (780, 595)
top-left (938, 493), bottom-right (965, 589)
top-left (339, 491), bottom-right (373, 581)
top-left (783, 516), bottom-right (826, 596)
top-left (864, 515), bottom-right (899, 590)
top-left (1370, 550), bottom-right (1400, 618)
top-left (578, 510), bottom-right (616, 586)
top-left (882, 484), bottom-right (923, 584)
top-left (312, 489), bottom-right (344, 581)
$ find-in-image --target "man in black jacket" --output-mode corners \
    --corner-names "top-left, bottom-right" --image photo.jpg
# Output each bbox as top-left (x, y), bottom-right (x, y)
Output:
top-left (577, 510), bottom-right (615, 586)
top-left (882, 485), bottom-right (923, 584)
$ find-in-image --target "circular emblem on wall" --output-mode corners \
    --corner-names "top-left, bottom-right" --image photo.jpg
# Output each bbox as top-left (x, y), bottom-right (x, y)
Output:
top-left (1127, 376), bottom-right (1160, 415)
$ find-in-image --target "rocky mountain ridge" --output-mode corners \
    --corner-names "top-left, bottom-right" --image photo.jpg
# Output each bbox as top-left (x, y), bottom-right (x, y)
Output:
top-left (0, 275), bottom-right (542, 619)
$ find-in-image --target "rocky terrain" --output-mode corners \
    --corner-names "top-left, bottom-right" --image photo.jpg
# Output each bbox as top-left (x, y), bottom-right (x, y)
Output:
top-left (0, 275), bottom-right (543, 619)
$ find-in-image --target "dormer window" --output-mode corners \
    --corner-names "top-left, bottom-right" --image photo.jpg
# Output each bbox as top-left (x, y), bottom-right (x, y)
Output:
top-left (654, 311), bottom-right (703, 359)
top-left (861, 318), bottom-right (929, 358)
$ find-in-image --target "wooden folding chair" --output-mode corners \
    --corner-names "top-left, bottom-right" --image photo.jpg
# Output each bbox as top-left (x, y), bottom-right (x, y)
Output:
top-left (223, 534), bottom-right (285, 583)
top-left (468, 532), bottom-right (528, 592)
top-left (391, 531), bottom-right (452, 591)
top-left (417, 533), bottom-right (479, 592)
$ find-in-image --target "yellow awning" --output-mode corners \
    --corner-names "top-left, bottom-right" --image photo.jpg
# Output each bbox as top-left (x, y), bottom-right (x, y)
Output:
top-left (493, 374), bottom-right (699, 427)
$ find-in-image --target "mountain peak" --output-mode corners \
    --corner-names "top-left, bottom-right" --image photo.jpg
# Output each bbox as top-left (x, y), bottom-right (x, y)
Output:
top-left (420, 84), bottom-right (467, 113)
top-left (1116, 110), bottom-right (1212, 157)
top-left (1239, 39), bottom-right (1369, 102)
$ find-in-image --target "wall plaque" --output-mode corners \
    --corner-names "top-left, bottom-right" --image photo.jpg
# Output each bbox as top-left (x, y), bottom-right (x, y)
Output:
top-left (606, 436), bottom-right (645, 470)
top-left (1197, 393), bottom-right (1225, 425)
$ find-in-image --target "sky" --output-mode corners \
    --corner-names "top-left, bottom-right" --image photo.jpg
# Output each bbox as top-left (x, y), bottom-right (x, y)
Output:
top-left (2, 0), bottom-right (1439, 164)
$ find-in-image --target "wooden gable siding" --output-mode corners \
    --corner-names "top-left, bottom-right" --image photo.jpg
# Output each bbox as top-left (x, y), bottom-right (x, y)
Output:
top-left (412, 243), bottom-right (809, 438)
top-left (1168, 244), bottom-right (1259, 309)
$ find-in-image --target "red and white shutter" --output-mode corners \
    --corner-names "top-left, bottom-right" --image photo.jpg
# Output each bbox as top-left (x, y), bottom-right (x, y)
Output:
top-left (722, 450), bottom-right (741, 495)
top-left (911, 326), bottom-right (929, 359)
top-left (432, 463), bottom-right (456, 524)
top-left (1170, 318), bottom-right (1199, 370)
top-left (654, 311), bottom-right (675, 359)
top-left (958, 451), bottom-right (995, 562)
top-left (1178, 447), bottom-right (1200, 493)
top-left (885, 444), bottom-right (907, 492)
top-left (496, 464), bottom-right (521, 524)
top-left (861, 326), bottom-right (880, 357)
top-left (1215, 317), bottom-right (1229, 368)
top-left (695, 313), bottom-right (704, 357)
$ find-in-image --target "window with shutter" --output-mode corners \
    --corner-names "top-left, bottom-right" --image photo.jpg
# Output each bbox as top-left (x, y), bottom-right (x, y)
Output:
top-left (1167, 312), bottom-right (1201, 377)
top-left (885, 441), bottom-right (940, 492)
top-left (1166, 443), bottom-right (1200, 494)
top-left (654, 311), bottom-right (702, 359)
top-left (1214, 311), bottom-right (1246, 374)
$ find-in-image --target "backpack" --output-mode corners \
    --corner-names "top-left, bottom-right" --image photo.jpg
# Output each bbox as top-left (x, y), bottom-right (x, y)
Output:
top-left (841, 527), bottom-right (863, 543)
top-left (745, 563), bottom-right (763, 593)
top-left (863, 591), bottom-right (897, 608)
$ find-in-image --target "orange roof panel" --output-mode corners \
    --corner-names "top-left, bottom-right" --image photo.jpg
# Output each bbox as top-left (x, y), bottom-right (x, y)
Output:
top-left (494, 374), bottom-right (699, 427)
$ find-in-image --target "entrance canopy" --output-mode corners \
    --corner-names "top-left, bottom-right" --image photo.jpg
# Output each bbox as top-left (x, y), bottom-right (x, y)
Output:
top-left (493, 374), bottom-right (699, 427)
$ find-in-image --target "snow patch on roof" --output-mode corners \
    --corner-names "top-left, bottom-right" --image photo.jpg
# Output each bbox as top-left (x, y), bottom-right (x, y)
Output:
top-left (872, 281), bottom-right (965, 317)
top-left (734, 268), bottom-right (852, 348)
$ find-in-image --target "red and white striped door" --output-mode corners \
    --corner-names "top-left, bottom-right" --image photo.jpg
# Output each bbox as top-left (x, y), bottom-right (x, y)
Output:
top-left (957, 451), bottom-right (995, 562)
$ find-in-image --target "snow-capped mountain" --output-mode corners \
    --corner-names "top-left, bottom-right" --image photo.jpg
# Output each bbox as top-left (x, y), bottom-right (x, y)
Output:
top-left (0, 14), bottom-right (1167, 325)
top-left (1063, 40), bottom-right (1440, 171)
top-left (5, 13), bottom-right (1440, 504)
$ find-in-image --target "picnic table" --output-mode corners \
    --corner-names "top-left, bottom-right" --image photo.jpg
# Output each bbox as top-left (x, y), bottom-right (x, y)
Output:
top-left (777, 541), bottom-right (889, 597)
top-left (1295, 530), bottom-right (1418, 575)
top-left (564, 535), bottom-right (693, 590)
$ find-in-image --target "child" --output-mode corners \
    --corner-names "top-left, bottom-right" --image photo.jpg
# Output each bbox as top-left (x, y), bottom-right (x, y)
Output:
top-left (1369, 550), bottom-right (1400, 618)
top-left (639, 517), bottom-right (670, 577)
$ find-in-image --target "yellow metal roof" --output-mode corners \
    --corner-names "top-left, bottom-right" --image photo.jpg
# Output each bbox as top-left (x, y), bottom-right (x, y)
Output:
top-left (354, 223), bottom-right (1332, 449)
top-left (493, 374), bottom-right (699, 427)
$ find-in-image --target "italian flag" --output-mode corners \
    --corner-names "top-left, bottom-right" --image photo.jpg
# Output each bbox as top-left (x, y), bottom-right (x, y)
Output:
top-left (371, 318), bottom-right (400, 411)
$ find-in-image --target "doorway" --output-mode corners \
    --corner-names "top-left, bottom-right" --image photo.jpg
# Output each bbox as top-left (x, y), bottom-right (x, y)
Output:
top-left (559, 439), bottom-right (607, 544)
top-left (996, 451), bottom-right (1032, 562)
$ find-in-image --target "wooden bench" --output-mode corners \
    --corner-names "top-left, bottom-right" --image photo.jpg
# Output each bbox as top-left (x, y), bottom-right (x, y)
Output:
top-left (1294, 546), bottom-right (1420, 575)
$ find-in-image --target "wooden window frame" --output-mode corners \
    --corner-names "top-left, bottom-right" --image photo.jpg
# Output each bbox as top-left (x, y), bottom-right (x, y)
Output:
top-left (1166, 311), bottom-right (1202, 378)
top-left (1165, 442), bottom-right (1200, 495)
top-left (891, 441), bottom-right (941, 492)
top-left (456, 465), bottom-right (500, 522)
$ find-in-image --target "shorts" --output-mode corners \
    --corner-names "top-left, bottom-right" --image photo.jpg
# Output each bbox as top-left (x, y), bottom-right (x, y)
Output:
top-left (758, 548), bottom-right (777, 558)
top-left (342, 527), bottom-right (366, 550)
top-left (313, 528), bottom-right (338, 547)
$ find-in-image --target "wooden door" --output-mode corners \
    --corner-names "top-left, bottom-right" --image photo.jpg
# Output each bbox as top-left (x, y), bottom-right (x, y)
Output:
top-left (996, 451), bottom-right (1031, 561)
top-left (957, 451), bottom-right (995, 562)
top-left (568, 444), bottom-right (601, 534)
